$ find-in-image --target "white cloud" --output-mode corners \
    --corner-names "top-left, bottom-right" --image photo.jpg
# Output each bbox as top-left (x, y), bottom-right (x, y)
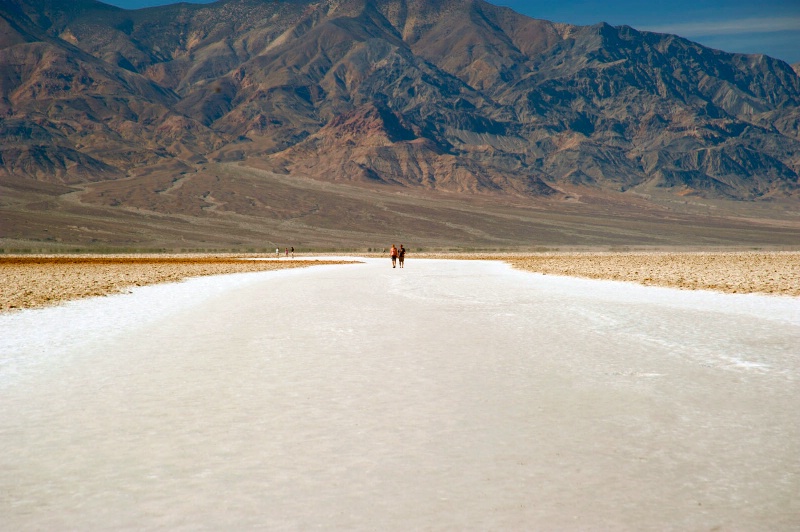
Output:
top-left (641, 16), bottom-right (800, 37)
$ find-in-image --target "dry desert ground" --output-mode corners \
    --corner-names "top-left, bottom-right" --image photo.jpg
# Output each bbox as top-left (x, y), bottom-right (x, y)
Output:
top-left (504, 251), bottom-right (799, 296)
top-left (0, 255), bottom-right (352, 312)
top-left (416, 251), bottom-right (799, 297)
top-left (1, 251), bottom-right (798, 312)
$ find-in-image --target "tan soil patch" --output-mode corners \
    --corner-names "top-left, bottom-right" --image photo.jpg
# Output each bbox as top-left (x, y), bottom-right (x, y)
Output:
top-left (505, 252), bottom-right (799, 296)
top-left (0, 255), bottom-right (353, 312)
top-left (414, 251), bottom-right (799, 297)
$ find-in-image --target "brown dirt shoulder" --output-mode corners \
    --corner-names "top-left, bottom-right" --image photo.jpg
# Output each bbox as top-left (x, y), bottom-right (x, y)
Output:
top-left (414, 251), bottom-right (800, 297)
top-left (0, 255), bottom-right (354, 312)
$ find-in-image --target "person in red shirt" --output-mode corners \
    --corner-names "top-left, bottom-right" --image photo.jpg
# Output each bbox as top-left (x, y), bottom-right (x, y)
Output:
top-left (390, 244), bottom-right (398, 268)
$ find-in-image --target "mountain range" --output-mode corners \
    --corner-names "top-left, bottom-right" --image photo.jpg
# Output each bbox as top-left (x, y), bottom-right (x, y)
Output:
top-left (1, 0), bottom-right (799, 249)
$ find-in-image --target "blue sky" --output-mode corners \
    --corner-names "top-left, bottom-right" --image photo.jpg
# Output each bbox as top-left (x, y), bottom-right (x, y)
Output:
top-left (101, 0), bottom-right (800, 63)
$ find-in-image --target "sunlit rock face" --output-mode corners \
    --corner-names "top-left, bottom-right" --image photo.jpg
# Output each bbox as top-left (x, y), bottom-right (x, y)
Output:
top-left (1, 0), bottom-right (799, 200)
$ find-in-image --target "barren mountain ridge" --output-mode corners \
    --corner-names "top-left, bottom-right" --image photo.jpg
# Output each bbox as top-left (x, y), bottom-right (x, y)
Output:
top-left (1, 0), bottom-right (799, 249)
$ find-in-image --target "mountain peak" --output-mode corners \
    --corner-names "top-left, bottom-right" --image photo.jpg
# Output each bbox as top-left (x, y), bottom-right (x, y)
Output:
top-left (2, 0), bottom-right (798, 201)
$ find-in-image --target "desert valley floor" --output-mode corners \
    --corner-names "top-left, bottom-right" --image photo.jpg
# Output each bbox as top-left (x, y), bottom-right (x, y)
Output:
top-left (1, 257), bottom-right (798, 529)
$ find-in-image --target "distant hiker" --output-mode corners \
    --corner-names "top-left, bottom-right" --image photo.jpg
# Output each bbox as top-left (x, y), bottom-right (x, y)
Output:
top-left (285, 247), bottom-right (289, 257)
top-left (291, 246), bottom-right (294, 258)
top-left (398, 244), bottom-right (406, 268)
top-left (276, 248), bottom-right (280, 257)
top-left (390, 244), bottom-right (398, 268)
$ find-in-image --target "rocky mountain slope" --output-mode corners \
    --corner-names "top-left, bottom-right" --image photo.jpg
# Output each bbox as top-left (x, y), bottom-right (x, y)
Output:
top-left (2, 0), bottom-right (799, 202)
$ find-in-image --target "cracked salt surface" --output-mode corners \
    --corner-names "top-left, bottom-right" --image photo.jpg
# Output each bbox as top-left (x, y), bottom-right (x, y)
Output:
top-left (1, 258), bottom-right (799, 530)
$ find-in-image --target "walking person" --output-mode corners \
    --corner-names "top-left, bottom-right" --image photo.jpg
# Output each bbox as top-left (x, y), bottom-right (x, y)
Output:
top-left (398, 244), bottom-right (405, 268)
top-left (291, 246), bottom-right (294, 259)
top-left (390, 244), bottom-right (398, 268)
